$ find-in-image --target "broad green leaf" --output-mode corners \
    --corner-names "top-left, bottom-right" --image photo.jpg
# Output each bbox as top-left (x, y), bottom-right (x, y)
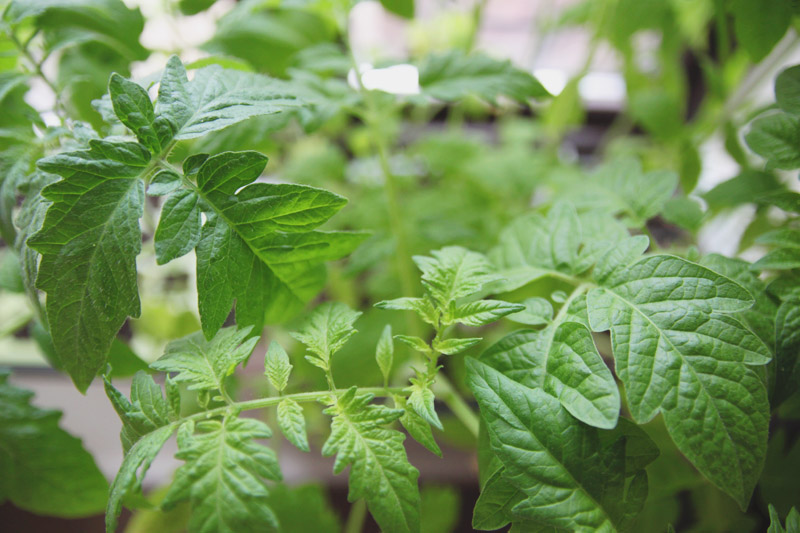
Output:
top-left (154, 188), bottom-right (202, 265)
top-left (191, 152), bottom-right (366, 337)
top-left (480, 322), bottom-right (620, 429)
top-left (753, 248), bottom-right (800, 270)
top-left (150, 326), bottom-right (258, 392)
top-left (394, 394), bottom-right (441, 457)
top-left (104, 372), bottom-right (172, 453)
top-left (106, 425), bottom-right (174, 533)
top-left (433, 337), bottom-right (481, 355)
top-left (466, 359), bottom-right (657, 532)
top-left (375, 296), bottom-right (438, 326)
top-left (155, 56), bottom-right (303, 141)
top-left (449, 299), bottom-right (525, 327)
top-left (586, 254), bottom-right (771, 508)
top-left (745, 114), bottom-right (800, 169)
top-left (413, 246), bottom-right (500, 308)
top-left (162, 416), bottom-right (282, 533)
top-left (376, 324), bottom-right (394, 385)
top-left (277, 398), bottom-right (309, 452)
top-left (28, 140), bottom-right (149, 391)
top-left (418, 50), bottom-right (549, 103)
top-left (768, 505), bottom-right (800, 533)
top-left (776, 65), bottom-right (800, 116)
top-left (322, 388), bottom-right (420, 533)
top-left (290, 302), bottom-right (362, 367)
top-left (729, 0), bottom-right (792, 61)
top-left (265, 484), bottom-right (341, 533)
top-left (0, 372), bottom-right (108, 518)
top-left (108, 73), bottom-right (162, 154)
top-left (703, 170), bottom-right (783, 211)
top-left (773, 293), bottom-right (800, 406)
top-left (473, 467), bottom-right (525, 531)
top-left (264, 341), bottom-right (292, 392)
top-left (4, 0), bottom-right (148, 62)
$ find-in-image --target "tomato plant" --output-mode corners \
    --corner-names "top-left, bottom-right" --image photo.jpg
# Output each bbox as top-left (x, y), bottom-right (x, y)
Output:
top-left (0, 1), bottom-right (799, 532)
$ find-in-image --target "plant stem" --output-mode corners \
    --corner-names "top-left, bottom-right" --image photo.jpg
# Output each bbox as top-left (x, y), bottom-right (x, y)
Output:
top-left (344, 499), bottom-right (368, 533)
top-left (8, 31), bottom-right (65, 122)
top-left (433, 374), bottom-right (480, 437)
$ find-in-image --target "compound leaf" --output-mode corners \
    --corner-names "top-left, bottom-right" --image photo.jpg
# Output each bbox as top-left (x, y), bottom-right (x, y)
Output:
top-left (322, 388), bottom-right (420, 533)
top-left (162, 416), bottom-right (282, 533)
top-left (413, 246), bottom-right (500, 309)
top-left (150, 326), bottom-right (258, 392)
top-left (290, 302), bottom-right (362, 365)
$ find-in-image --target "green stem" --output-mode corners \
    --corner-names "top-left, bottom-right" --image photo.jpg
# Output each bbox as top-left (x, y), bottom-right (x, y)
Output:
top-left (433, 374), bottom-right (480, 437)
top-left (8, 31), bottom-right (65, 121)
top-left (344, 499), bottom-right (368, 533)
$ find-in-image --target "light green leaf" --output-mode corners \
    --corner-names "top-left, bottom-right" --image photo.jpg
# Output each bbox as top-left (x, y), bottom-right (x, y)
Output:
top-left (466, 359), bottom-right (656, 532)
top-left (104, 372), bottom-right (172, 453)
top-left (413, 246), bottom-right (500, 308)
top-left (480, 322), bottom-right (620, 429)
top-left (449, 299), bottom-right (525, 327)
top-left (768, 504), bottom-right (800, 533)
top-left (106, 425), bottom-right (174, 533)
top-left (265, 341), bottom-right (292, 392)
top-left (753, 248), bottom-right (800, 270)
top-left (322, 388), bottom-right (420, 533)
top-left (155, 55), bottom-right (302, 141)
top-left (376, 324), bottom-right (394, 385)
top-left (433, 337), bottom-right (481, 355)
top-left (418, 50), bottom-right (549, 103)
top-left (150, 326), bottom-right (258, 392)
top-left (375, 296), bottom-right (438, 326)
top-left (394, 394), bottom-right (441, 457)
top-left (394, 335), bottom-right (432, 355)
top-left (729, 0), bottom-right (792, 61)
top-left (162, 416), bottom-right (282, 533)
top-left (380, 0), bottom-right (414, 18)
top-left (290, 302), bottom-right (362, 365)
top-left (154, 187), bottom-right (202, 265)
top-left (27, 140), bottom-right (149, 391)
top-left (0, 372), bottom-right (108, 518)
top-left (586, 254), bottom-right (772, 508)
top-left (745, 114), bottom-right (800, 169)
top-left (506, 297), bottom-right (554, 326)
top-left (277, 398), bottom-right (309, 452)
top-left (14, 172), bottom-right (56, 311)
top-left (192, 152), bottom-right (366, 337)
top-left (406, 378), bottom-right (442, 430)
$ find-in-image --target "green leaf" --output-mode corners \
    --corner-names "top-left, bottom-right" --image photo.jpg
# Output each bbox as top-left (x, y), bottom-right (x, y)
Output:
top-left (162, 416), bottom-right (282, 533)
top-left (586, 254), bottom-right (772, 508)
top-left (776, 65), bottom-right (800, 116)
top-left (395, 335), bottom-right (432, 355)
top-left (147, 169), bottom-right (182, 196)
top-left (472, 467), bottom-right (525, 530)
top-left (106, 425), bottom-right (174, 533)
top-left (155, 56), bottom-right (303, 141)
top-left (418, 50), bottom-right (549, 103)
top-left (375, 297), bottom-right (438, 326)
top-left (420, 485), bottom-right (459, 533)
top-left (768, 505), bottom-right (800, 533)
top-left (759, 191), bottom-right (800, 214)
top-left (506, 297), bottom-right (554, 326)
top-left (154, 187), bottom-right (203, 265)
top-left (773, 293), bottom-right (800, 406)
top-left (753, 248), bottom-right (800, 270)
top-left (703, 170), bottom-right (783, 211)
top-left (380, 0), bottom-right (414, 18)
top-left (729, 0), bottom-right (792, 61)
top-left (449, 300), bottom-right (526, 327)
top-left (104, 372), bottom-right (172, 453)
top-left (108, 73), bottom-right (162, 154)
top-left (413, 246), bottom-right (500, 308)
top-left (265, 341), bottom-right (292, 392)
top-left (290, 302), bottom-right (362, 366)
top-left (394, 394), bottom-right (441, 457)
top-left (0, 372), bottom-right (108, 518)
top-left (745, 114), bottom-right (800, 169)
top-left (191, 152), bottom-right (366, 337)
top-left (376, 324), bottom-right (394, 385)
top-left (277, 398), bottom-right (309, 452)
top-left (322, 388), bottom-right (420, 533)
top-left (466, 359), bottom-right (657, 532)
top-left (406, 378), bottom-right (442, 430)
top-left (433, 337), bottom-right (482, 355)
top-left (4, 0), bottom-right (148, 62)
top-left (480, 322), bottom-right (620, 429)
top-left (150, 326), bottom-right (258, 392)
top-left (28, 140), bottom-right (150, 391)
